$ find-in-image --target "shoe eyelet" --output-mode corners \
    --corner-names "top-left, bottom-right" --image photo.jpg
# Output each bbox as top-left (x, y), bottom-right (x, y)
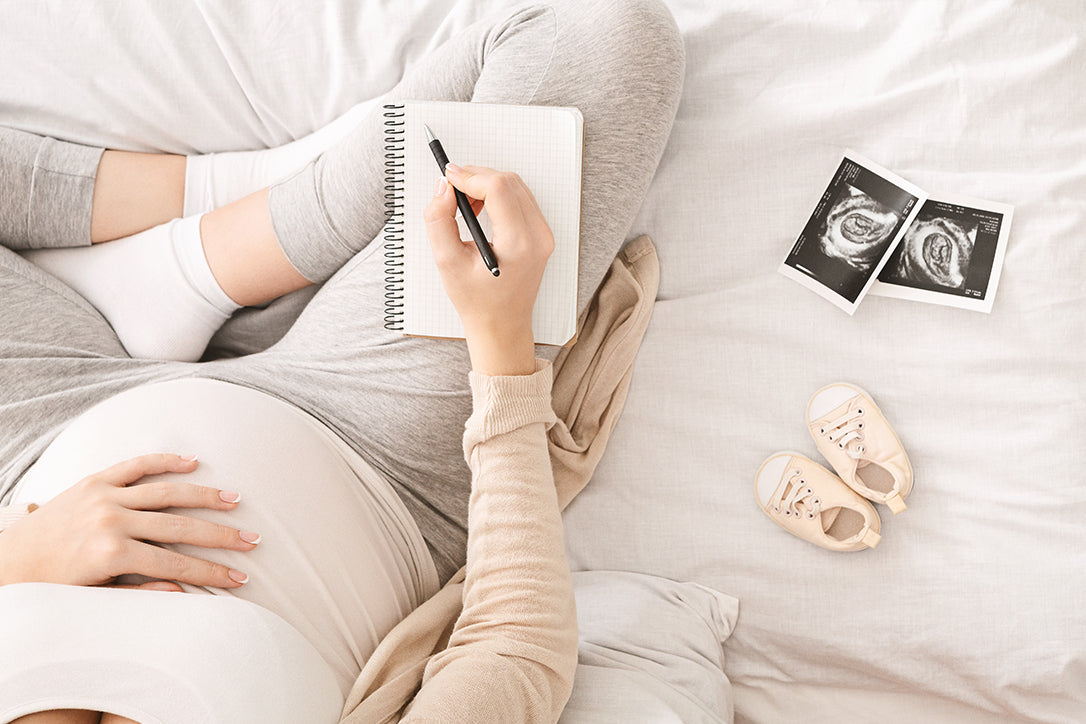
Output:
top-left (828, 434), bottom-right (835, 442)
top-left (807, 512), bottom-right (815, 519)
top-left (837, 442), bottom-right (845, 449)
top-left (806, 487), bottom-right (813, 495)
top-left (856, 408), bottom-right (864, 415)
top-left (857, 421), bottom-right (864, 429)
top-left (819, 427), bottom-right (825, 435)
top-left (812, 497), bottom-right (821, 505)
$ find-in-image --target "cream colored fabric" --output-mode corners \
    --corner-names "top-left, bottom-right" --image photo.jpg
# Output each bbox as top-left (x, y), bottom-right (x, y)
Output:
top-left (340, 235), bottom-right (660, 723)
top-left (757, 453), bottom-right (881, 552)
top-left (807, 385), bottom-right (913, 512)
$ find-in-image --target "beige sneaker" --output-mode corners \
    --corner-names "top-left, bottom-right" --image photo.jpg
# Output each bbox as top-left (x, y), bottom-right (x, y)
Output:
top-left (755, 452), bottom-right (882, 551)
top-left (807, 383), bottom-right (913, 514)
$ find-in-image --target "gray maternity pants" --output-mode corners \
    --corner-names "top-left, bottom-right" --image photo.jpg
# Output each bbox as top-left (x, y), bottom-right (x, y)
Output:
top-left (0, 0), bottom-right (684, 581)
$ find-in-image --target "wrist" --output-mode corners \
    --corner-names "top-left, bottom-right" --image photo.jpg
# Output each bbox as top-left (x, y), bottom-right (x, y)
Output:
top-left (464, 322), bottom-right (536, 376)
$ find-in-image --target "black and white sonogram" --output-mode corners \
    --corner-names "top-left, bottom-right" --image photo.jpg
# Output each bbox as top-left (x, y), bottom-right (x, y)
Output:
top-left (817, 186), bottom-right (900, 273)
top-left (779, 152), bottom-right (925, 314)
top-left (885, 214), bottom-right (975, 289)
top-left (872, 195), bottom-right (1012, 313)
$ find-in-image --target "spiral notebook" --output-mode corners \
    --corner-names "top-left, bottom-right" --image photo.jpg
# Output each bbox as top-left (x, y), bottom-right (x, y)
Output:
top-left (381, 101), bottom-right (584, 345)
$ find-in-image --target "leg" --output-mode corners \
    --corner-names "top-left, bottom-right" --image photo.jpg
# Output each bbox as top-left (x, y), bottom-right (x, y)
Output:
top-left (10, 712), bottom-right (99, 724)
top-left (90, 151), bottom-right (184, 243)
top-left (269, 0), bottom-right (685, 302)
top-left (7, 713), bottom-right (133, 724)
top-left (206, 0), bottom-right (685, 579)
top-left (2, 99), bottom-right (373, 361)
top-left (0, 245), bottom-right (189, 500)
top-left (0, 127), bottom-right (100, 250)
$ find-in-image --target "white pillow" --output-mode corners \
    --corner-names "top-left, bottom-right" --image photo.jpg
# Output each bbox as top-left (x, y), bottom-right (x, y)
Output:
top-left (560, 571), bottom-right (740, 724)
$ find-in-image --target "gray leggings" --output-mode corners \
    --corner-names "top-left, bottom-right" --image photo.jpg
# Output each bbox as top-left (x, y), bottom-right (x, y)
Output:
top-left (0, 0), bottom-right (684, 581)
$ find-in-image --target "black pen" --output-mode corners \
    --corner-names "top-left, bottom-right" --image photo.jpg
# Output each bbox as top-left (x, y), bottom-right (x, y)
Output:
top-left (424, 124), bottom-right (500, 277)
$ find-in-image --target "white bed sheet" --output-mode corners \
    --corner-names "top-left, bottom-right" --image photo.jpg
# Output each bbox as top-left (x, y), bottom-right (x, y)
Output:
top-left (1, 1), bottom-right (1083, 722)
top-left (562, 2), bottom-right (1086, 722)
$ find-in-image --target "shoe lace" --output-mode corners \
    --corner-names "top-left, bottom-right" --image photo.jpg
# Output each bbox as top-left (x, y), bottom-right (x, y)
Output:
top-left (817, 403), bottom-right (866, 459)
top-left (770, 468), bottom-right (822, 520)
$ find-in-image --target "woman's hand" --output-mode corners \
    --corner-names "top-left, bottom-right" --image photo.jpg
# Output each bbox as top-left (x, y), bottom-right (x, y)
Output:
top-left (424, 164), bottom-right (554, 376)
top-left (0, 453), bottom-right (258, 591)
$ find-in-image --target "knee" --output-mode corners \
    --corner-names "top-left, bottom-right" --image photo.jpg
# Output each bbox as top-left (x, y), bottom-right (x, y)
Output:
top-left (560, 0), bottom-right (683, 62)
top-left (552, 0), bottom-right (686, 101)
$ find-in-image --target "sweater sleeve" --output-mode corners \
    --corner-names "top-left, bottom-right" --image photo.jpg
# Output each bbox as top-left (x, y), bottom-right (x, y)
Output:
top-left (403, 359), bottom-right (578, 724)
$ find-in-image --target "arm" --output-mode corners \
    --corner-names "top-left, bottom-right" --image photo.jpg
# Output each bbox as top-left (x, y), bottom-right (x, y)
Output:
top-left (405, 166), bottom-right (578, 722)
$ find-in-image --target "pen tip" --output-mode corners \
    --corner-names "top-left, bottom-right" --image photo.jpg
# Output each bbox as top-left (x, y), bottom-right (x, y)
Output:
top-left (424, 124), bottom-right (435, 143)
top-left (492, 268), bottom-right (500, 277)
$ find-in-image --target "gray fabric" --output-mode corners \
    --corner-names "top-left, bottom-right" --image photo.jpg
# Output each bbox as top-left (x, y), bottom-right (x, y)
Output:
top-left (0, 126), bottom-right (102, 249)
top-left (0, 0), bottom-right (684, 582)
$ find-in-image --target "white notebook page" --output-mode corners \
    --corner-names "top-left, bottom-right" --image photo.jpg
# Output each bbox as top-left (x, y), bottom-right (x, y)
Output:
top-left (400, 101), bottom-right (583, 345)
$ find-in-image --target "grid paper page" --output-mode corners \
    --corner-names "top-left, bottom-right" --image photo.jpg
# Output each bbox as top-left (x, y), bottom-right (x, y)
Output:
top-left (400, 101), bottom-right (583, 344)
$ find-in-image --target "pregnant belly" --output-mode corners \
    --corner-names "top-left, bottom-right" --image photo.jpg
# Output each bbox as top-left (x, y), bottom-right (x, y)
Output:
top-left (9, 377), bottom-right (438, 696)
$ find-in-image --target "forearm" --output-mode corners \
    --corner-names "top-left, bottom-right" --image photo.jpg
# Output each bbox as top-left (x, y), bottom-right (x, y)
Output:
top-left (408, 361), bottom-right (577, 723)
top-left (0, 503), bottom-right (38, 586)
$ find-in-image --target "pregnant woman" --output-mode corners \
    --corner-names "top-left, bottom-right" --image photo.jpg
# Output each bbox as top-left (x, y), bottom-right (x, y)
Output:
top-left (0, 1), bottom-right (683, 721)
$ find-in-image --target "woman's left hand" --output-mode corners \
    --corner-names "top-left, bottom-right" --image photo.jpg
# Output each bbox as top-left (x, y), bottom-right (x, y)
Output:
top-left (0, 453), bottom-right (257, 591)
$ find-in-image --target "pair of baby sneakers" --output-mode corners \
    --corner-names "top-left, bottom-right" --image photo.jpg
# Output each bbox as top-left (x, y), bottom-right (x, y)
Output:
top-left (755, 383), bottom-right (913, 552)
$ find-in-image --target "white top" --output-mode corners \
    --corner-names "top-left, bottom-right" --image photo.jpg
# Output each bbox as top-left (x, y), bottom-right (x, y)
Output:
top-left (0, 378), bottom-right (440, 722)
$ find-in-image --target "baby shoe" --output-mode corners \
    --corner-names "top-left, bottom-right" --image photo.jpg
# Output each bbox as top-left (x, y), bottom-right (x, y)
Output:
top-left (755, 452), bottom-right (881, 551)
top-left (807, 383), bottom-right (913, 514)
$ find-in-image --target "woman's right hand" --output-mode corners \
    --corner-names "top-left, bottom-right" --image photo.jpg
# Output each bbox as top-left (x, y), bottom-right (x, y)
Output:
top-left (424, 164), bottom-right (555, 376)
top-left (0, 453), bottom-right (259, 590)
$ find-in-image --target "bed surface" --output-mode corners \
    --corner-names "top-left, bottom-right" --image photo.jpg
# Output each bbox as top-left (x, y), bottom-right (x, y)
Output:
top-left (1, 1), bottom-right (1082, 721)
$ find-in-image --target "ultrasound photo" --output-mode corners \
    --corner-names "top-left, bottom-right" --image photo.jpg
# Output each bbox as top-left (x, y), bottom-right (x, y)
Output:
top-left (885, 214), bottom-right (976, 290)
top-left (779, 152), bottom-right (926, 315)
top-left (817, 185), bottom-right (900, 273)
top-left (871, 195), bottom-right (1013, 313)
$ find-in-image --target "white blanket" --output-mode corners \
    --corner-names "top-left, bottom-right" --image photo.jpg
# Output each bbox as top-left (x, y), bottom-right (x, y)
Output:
top-left (1, 1), bottom-right (1082, 722)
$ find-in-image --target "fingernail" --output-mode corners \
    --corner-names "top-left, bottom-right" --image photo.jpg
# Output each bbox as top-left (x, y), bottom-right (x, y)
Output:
top-left (239, 531), bottom-right (261, 544)
top-left (228, 569), bottom-right (249, 584)
top-left (434, 176), bottom-right (446, 197)
top-left (445, 163), bottom-right (462, 175)
top-left (181, 454), bottom-right (198, 462)
top-left (219, 490), bottom-right (241, 503)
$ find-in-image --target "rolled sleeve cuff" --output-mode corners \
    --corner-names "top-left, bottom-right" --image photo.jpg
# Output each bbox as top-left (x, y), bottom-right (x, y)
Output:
top-left (463, 359), bottom-right (557, 457)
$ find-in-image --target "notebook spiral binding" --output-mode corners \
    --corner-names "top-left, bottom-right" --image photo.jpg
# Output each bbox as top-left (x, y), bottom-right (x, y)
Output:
top-left (382, 104), bottom-right (407, 330)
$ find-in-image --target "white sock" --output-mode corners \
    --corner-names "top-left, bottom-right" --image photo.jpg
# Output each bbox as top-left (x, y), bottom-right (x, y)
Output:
top-left (183, 99), bottom-right (375, 216)
top-left (23, 215), bottom-right (240, 362)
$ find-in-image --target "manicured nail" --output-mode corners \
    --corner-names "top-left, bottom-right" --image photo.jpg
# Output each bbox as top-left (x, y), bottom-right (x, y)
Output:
top-left (219, 490), bottom-right (241, 504)
top-left (239, 531), bottom-right (261, 544)
top-left (181, 454), bottom-right (198, 462)
top-left (228, 569), bottom-right (249, 584)
top-left (445, 163), bottom-right (462, 175)
top-left (434, 176), bottom-right (446, 197)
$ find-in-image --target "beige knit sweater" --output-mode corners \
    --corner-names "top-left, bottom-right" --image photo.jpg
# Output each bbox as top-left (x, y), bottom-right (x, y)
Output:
top-left (344, 235), bottom-right (659, 723)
